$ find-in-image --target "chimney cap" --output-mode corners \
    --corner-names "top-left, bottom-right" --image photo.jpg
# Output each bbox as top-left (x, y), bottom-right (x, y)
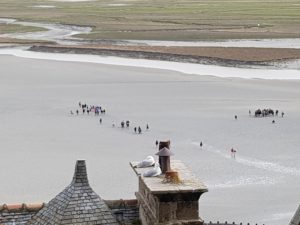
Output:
top-left (155, 147), bottom-right (174, 156)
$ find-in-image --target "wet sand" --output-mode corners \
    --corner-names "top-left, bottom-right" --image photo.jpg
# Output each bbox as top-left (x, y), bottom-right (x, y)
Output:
top-left (1, 48), bottom-right (300, 79)
top-left (29, 44), bottom-right (300, 69)
top-left (0, 54), bottom-right (300, 225)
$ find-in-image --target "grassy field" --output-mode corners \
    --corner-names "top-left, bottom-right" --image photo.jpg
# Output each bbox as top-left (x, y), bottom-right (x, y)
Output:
top-left (0, 0), bottom-right (300, 40)
top-left (0, 24), bottom-right (46, 34)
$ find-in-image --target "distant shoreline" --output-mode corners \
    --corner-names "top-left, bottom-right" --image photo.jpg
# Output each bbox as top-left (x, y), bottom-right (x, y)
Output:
top-left (28, 44), bottom-right (300, 68)
top-left (2, 47), bottom-right (300, 80)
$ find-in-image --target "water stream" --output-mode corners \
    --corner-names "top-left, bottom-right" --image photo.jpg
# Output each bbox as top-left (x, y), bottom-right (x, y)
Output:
top-left (0, 18), bottom-right (92, 45)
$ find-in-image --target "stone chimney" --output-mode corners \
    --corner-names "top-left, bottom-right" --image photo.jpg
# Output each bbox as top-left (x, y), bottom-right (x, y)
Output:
top-left (72, 160), bottom-right (89, 185)
top-left (158, 140), bottom-right (170, 150)
top-left (130, 158), bottom-right (208, 225)
top-left (155, 147), bottom-right (174, 174)
top-left (157, 140), bottom-right (171, 172)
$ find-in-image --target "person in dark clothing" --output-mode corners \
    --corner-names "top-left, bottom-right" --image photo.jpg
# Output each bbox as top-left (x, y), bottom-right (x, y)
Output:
top-left (200, 141), bottom-right (203, 147)
top-left (235, 115), bottom-right (238, 120)
top-left (99, 118), bottom-right (102, 124)
top-left (231, 148), bottom-right (236, 159)
top-left (138, 126), bottom-right (142, 134)
top-left (155, 140), bottom-right (158, 147)
top-left (134, 127), bottom-right (137, 133)
top-left (76, 110), bottom-right (79, 115)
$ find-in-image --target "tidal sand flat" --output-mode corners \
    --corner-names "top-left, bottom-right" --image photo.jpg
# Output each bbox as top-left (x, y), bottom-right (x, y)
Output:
top-left (1, 48), bottom-right (300, 79)
top-left (0, 53), bottom-right (299, 225)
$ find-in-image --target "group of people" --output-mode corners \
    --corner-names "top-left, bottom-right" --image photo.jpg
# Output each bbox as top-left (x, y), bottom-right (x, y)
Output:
top-left (234, 109), bottom-right (285, 123)
top-left (71, 102), bottom-right (150, 135)
top-left (250, 108), bottom-right (284, 118)
top-left (71, 102), bottom-right (106, 116)
top-left (198, 141), bottom-right (237, 159)
top-left (197, 108), bottom-right (286, 160)
top-left (111, 120), bottom-right (149, 134)
top-left (132, 123), bottom-right (150, 134)
top-left (134, 126), bottom-right (143, 134)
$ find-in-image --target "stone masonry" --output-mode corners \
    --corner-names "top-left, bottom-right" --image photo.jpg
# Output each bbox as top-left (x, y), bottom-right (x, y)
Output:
top-left (131, 160), bottom-right (208, 225)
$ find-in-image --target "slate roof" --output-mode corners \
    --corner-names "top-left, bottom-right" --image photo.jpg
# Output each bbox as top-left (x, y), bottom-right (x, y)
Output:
top-left (0, 200), bottom-right (140, 225)
top-left (0, 203), bottom-right (44, 225)
top-left (26, 160), bottom-right (119, 225)
top-left (290, 205), bottom-right (300, 225)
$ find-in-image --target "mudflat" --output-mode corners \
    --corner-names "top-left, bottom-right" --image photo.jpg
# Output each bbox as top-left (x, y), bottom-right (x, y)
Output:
top-left (31, 44), bottom-right (300, 63)
top-left (0, 54), bottom-right (299, 225)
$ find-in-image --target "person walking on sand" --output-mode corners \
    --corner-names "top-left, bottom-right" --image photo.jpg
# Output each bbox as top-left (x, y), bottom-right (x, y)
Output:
top-left (138, 126), bottom-right (142, 134)
top-left (231, 148), bottom-right (236, 159)
top-left (272, 120), bottom-right (275, 124)
top-left (134, 127), bottom-right (137, 133)
top-left (146, 124), bottom-right (149, 130)
top-left (249, 110), bottom-right (251, 116)
top-left (235, 115), bottom-right (238, 120)
top-left (281, 111), bottom-right (285, 117)
top-left (155, 140), bottom-right (158, 147)
top-left (200, 141), bottom-right (203, 148)
top-left (99, 118), bottom-right (102, 124)
top-left (76, 110), bottom-right (79, 115)
top-left (70, 110), bottom-right (74, 115)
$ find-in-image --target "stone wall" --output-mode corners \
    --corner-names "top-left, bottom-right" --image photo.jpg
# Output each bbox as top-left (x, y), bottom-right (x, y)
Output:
top-left (105, 199), bottom-right (140, 225)
top-left (135, 172), bottom-right (205, 225)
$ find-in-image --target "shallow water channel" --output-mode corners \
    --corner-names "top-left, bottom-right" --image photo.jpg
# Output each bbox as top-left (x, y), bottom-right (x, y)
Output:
top-left (0, 18), bottom-right (92, 45)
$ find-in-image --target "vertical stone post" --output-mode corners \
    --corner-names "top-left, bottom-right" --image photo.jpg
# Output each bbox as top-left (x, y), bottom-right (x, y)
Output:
top-left (155, 147), bottom-right (173, 174)
top-left (158, 140), bottom-right (170, 169)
